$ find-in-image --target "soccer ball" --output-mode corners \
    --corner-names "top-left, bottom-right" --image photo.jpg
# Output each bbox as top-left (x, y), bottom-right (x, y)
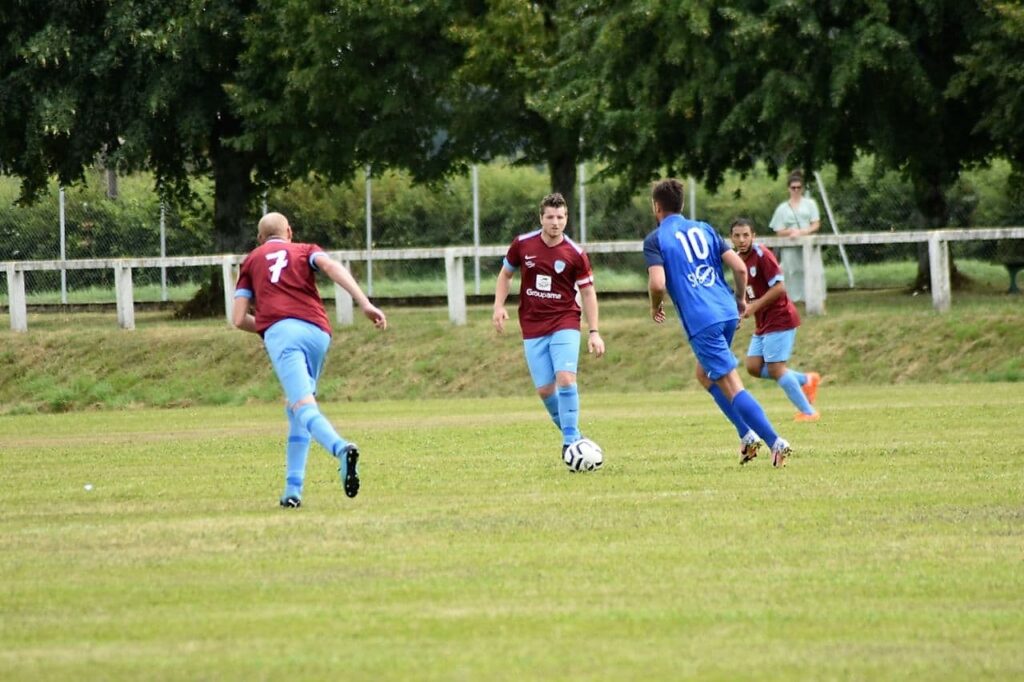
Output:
top-left (563, 438), bottom-right (604, 472)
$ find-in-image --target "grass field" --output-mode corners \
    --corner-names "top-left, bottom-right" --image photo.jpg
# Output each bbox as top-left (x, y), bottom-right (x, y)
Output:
top-left (2, 385), bottom-right (1022, 680)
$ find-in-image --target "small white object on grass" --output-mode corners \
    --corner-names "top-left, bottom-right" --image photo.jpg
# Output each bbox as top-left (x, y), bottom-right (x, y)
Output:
top-left (84, 484), bottom-right (94, 491)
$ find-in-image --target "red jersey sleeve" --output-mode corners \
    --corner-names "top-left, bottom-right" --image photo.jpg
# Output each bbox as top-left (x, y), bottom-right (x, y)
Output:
top-left (759, 245), bottom-right (784, 285)
top-left (575, 250), bottom-right (594, 289)
top-left (504, 237), bottom-right (522, 269)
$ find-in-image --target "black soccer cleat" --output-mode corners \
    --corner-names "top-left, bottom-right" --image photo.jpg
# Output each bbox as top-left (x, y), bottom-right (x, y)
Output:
top-left (279, 495), bottom-right (302, 509)
top-left (340, 443), bottom-right (360, 498)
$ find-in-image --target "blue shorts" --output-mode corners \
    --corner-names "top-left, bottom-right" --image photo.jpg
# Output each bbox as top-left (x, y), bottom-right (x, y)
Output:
top-left (690, 320), bottom-right (740, 381)
top-left (263, 318), bottom-right (331, 405)
top-left (523, 329), bottom-right (581, 388)
top-left (747, 328), bottom-right (798, 363)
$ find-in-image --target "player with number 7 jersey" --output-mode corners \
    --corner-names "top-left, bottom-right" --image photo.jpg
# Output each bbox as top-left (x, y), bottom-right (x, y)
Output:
top-left (233, 212), bottom-right (387, 508)
top-left (235, 239), bottom-right (332, 336)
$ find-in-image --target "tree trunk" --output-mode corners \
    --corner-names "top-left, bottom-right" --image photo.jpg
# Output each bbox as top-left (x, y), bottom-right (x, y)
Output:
top-left (546, 129), bottom-right (580, 235)
top-left (176, 114), bottom-right (256, 318)
top-left (911, 175), bottom-right (966, 292)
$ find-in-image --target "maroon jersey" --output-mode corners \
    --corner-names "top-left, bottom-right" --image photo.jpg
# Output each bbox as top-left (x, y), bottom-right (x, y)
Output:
top-left (740, 243), bottom-right (800, 335)
top-left (235, 238), bottom-right (332, 336)
top-left (504, 230), bottom-right (594, 339)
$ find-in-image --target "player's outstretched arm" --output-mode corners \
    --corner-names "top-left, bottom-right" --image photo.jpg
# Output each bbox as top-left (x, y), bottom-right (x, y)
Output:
top-left (316, 255), bottom-right (387, 330)
top-left (647, 265), bottom-right (668, 323)
top-left (580, 286), bottom-right (605, 357)
top-left (722, 250), bottom-right (749, 317)
top-left (492, 268), bottom-right (514, 334)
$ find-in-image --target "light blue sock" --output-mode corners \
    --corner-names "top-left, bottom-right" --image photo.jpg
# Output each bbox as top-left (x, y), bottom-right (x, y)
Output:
top-left (731, 390), bottom-right (779, 447)
top-left (542, 393), bottom-right (561, 429)
top-left (790, 369), bottom-right (807, 385)
top-left (284, 407), bottom-right (311, 498)
top-left (708, 384), bottom-right (749, 439)
top-left (778, 370), bottom-right (814, 414)
top-left (557, 383), bottom-right (580, 445)
top-left (759, 365), bottom-right (770, 379)
top-left (294, 403), bottom-right (349, 458)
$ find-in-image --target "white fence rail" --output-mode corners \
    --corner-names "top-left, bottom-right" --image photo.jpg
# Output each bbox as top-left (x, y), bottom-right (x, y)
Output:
top-left (4, 228), bottom-right (1023, 332)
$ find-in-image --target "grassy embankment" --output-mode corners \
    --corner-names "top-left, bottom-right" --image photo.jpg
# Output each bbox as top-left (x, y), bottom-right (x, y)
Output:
top-left (1, 274), bottom-right (1021, 414)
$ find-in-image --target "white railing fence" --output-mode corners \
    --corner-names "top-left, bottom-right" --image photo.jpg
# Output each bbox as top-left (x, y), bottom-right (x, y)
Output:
top-left (4, 228), bottom-right (1023, 332)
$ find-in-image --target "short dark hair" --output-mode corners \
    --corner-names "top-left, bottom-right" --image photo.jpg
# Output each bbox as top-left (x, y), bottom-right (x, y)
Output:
top-left (730, 217), bottom-right (755, 233)
top-left (540, 192), bottom-right (567, 215)
top-left (651, 179), bottom-right (684, 214)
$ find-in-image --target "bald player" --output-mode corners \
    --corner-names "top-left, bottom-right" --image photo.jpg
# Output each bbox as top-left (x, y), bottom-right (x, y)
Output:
top-left (233, 212), bottom-right (387, 508)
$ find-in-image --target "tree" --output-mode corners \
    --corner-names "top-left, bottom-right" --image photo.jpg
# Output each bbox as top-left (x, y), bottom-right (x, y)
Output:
top-left (233, 0), bottom-right (467, 188)
top-left (446, 0), bottom-right (593, 218)
top-left (0, 0), bottom-right (266, 254)
top-left (558, 0), bottom-right (998, 288)
top-left (951, 2), bottom-right (1024, 173)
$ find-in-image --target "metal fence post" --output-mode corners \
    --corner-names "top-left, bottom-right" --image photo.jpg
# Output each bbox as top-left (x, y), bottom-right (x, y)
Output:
top-left (472, 165), bottom-right (481, 294)
top-left (59, 188), bottom-right (67, 304)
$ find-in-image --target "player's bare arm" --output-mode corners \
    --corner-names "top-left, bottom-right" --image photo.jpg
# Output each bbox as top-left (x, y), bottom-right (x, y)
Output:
top-left (722, 250), bottom-right (749, 318)
top-left (492, 268), bottom-right (514, 334)
top-left (647, 265), bottom-right (667, 323)
top-left (579, 286), bottom-right (605, 357)
top-left (316, 255), bottom-right (388, 330)
top-left (231, 296), bottom-right (258, 334)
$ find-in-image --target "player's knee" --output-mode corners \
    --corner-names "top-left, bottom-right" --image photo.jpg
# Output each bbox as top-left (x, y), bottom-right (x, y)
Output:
top-left (537, 385), bottom-right (555, 399)
top-left (745, 359), bottom-right (762, 377)
top-left (554, 371), bottom-right (576, 388)
top-left (289, 395), bottom-right (317, 413)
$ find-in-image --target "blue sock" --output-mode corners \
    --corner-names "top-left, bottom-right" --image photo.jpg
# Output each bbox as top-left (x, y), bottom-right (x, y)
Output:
top-left (759, 365), bottom-right (770, 379)
top-left (557, 383), bottom-right (580, 444)
top-left (731, 390), bottom-right (779, 447)
top-left (778, 370), bottom-right (814, 414)
top-left (284, 407), bottom-right (311, 497)
top-left (708, 384), bottom-right (749, 439)
top-left (791, 369), bottom-right (807, 385)
top-left (294, 403), bottom-right (349, 458)
top-left (542, 393), bottom-right (561, 429)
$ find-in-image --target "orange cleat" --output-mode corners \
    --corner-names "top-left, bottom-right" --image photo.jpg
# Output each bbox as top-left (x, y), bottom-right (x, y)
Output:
top-left (802, 372), bottom-right (821, 405)
top-left (794, 411), bottom-right (820, 423)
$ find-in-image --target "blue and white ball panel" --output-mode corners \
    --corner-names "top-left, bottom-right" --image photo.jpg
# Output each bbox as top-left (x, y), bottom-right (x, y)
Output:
top-left (523, 329), bottom-right (582, 388)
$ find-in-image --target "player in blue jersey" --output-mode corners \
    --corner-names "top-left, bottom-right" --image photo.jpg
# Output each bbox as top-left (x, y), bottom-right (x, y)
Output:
top-left (643, 179), bottom-right (792, 467)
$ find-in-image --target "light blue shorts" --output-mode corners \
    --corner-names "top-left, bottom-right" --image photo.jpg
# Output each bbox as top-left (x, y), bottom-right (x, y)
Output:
top-left (748, 328), bottom-right (798, 364)
top-left (523, 329), bottom-right (581, 388)
top-left (263, 318), bottom-right (331, 405)
top-left (690, 320), bottom-right (740, 381)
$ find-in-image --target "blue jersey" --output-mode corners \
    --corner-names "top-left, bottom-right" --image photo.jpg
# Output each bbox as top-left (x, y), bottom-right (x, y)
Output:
top-left (643, 214), bottom-right (739, 338)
